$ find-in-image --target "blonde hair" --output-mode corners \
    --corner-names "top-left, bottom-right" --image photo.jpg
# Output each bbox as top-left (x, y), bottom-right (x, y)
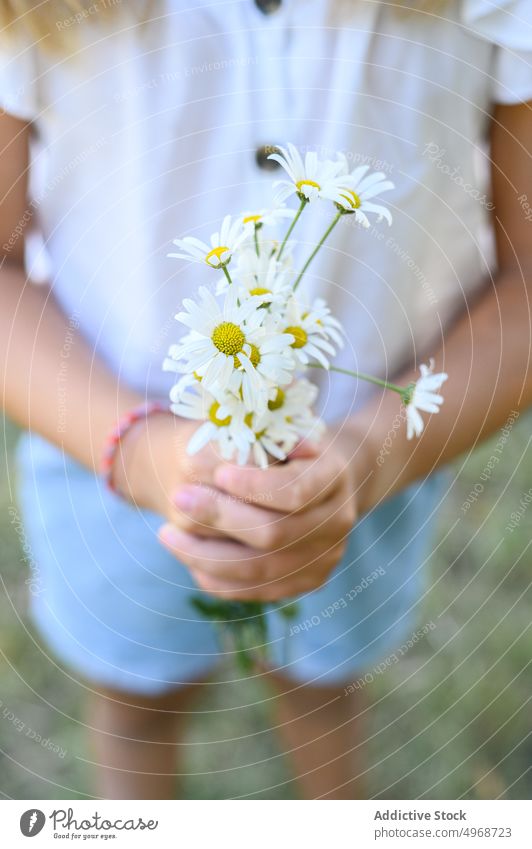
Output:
top-left (0, 0), bottom-right (451, 51)
top-left (0, 0), bottom-right (141, 50)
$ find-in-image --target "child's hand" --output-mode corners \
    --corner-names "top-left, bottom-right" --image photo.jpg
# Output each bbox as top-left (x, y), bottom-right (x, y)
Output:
top-left (113, 412), bottom-right (230, 535)
top-left (158, 438), bottom-right (358, 601)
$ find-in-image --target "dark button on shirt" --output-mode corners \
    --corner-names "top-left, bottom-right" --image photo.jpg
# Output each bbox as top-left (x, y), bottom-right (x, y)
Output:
top-left (255, 144), bottom-right (282, 171)
top-left (254, 0), bottom-right (282, 15)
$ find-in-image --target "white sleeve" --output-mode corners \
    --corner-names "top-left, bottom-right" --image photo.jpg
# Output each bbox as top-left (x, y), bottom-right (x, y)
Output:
top-left (0, 31), bottom-right (39, 121)
top-left (462, 0), bottom-right (532, 105)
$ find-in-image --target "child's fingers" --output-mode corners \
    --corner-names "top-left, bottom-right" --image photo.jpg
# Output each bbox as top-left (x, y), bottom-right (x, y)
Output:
top-left (158, 520), bottom-right (348, 597)
top-left (158, 524), bottom-right (281, 584)
top-left (172, 485), bottom-right (280, 547)
top-left (189, 569), bottom-right (311, 602)
top-left (172, 484), bottom-right (345, 551)
top-left (287, 438), bottom-right (321, 459)
top-left (213, 452), bottom-right (343, 513)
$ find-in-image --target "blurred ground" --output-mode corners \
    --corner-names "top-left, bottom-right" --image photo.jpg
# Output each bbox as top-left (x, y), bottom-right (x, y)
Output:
top-left (1, 413), bottom-right (531, 800)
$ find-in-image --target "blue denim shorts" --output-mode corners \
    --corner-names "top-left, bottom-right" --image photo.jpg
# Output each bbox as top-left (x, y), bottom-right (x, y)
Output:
top-left (15, 432), bottom-right (444, 695)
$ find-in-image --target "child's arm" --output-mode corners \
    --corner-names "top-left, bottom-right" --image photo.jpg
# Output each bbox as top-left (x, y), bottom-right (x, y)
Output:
top-left (0, 118), bottom-right (140, 462)
top-left (0, 113), bottom-right (216, 521)
top-left (349, 100), bottom-right (532, 511)
top-left (160, 101), bottom-right (532, 601)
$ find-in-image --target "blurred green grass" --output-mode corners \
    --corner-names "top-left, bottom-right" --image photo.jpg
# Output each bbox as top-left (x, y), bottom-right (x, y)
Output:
top-left (0, 413), bottom-right (531, 800)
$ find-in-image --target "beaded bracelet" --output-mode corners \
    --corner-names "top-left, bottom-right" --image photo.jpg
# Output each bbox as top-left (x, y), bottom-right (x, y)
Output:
top-left (100, 401), bottom-right (166, 494)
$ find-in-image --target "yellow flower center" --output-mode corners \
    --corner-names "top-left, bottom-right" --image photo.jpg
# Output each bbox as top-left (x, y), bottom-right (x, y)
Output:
top-left (268, 388), bottom-right (285, 411)
top-left (244, 412), bottom-right (253, 428)
top-left (242, 214), bottom-right (263, 224)
top-left (285, 325), bottom-right (308, 349)
top-left (205, 245), bottom-right (230, 267)
top-left (296, 179), bottom-right (321, 192)
top-left (301, 311), bottom-right (321, 326)
top-left (249, 287), bottom-right (271, 297)
top-left (338, 189), bottom-right (361, 209)
top-left (193, 371), bottom-right (203, 382)
top-left (234, 343), bottom-right (261, 368)
top-left (212, 322), bottom-right (245, 356)
top-left (208, 402), bottom-right (231, 428)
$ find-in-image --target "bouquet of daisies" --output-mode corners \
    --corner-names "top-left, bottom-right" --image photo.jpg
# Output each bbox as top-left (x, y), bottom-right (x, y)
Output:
top-left (163, 143), bottom-right (448, 669)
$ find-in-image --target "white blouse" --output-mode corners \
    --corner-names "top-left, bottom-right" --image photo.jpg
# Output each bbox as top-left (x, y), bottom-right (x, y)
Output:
top-left (1, 0), bottom-right (531, 420)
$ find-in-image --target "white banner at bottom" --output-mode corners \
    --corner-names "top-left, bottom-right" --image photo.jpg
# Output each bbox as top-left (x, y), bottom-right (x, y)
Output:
top-left (1, 799), bottom-right (530, 848)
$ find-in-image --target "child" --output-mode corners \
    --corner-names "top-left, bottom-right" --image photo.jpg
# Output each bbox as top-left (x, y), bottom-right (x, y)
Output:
top-left (0, 0), bottom-right (530, 799)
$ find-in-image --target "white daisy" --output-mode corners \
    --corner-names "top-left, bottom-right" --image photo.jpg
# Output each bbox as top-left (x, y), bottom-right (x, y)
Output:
top-left (278, 295), bottom-right (343, 369)
top-left (162, 359), bottom-right (201, 404)
top-left (266, 379), bottom-right (324, 445)
top-left (169, 214), bottom-right (248, 269)
top-left (227, 329), bottom-right (296, 412)
top-left (168, 285), bottom-right (262, 390)
top-left (171, 385), bottom-right (255, 462)
top-left (247, 379), bottom-right (325, 468)
top-left (168, 285), bottom-right (293, 408)
top-left (329, 164), bottom-right (394, 227)
top-left (239, 205), bottom-right (296, 229)
top-left (405, 359), bottom-right (448, 440)
top-left (268, 143), bottom-right (350, 205)
top-left (305, 296), bottom-right (345, 348)
top-left (217, 248), bottom-right (293, 303)
top-left (250, 428), bottom-right (289, 469)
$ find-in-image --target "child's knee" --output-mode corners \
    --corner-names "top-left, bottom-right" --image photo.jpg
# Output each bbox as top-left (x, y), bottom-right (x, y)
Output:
top-left (89, 684), bottom-right (197, 739)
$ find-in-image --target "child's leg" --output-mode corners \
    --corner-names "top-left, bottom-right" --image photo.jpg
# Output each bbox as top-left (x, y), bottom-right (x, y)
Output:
top-left (269, 671), bottom-right (365, 800)
top-left (86, 681), bottom-right (204, 799)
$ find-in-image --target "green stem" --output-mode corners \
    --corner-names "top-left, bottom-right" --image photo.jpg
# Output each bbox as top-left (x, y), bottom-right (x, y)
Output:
top-left (222, 264), bottom-right (233, 286)
top-left (293, 210), bottom-right (342, 291)
top-left (277, 197), bottom-right (307, 260)
top-left (254, 226), bottom-right (260, 257)
top-left (308, 361), bottom-right (410, 398)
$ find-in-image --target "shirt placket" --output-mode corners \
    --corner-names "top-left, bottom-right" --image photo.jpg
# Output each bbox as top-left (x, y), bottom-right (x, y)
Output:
top-left (248, 0), bottom-right (292, 186)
